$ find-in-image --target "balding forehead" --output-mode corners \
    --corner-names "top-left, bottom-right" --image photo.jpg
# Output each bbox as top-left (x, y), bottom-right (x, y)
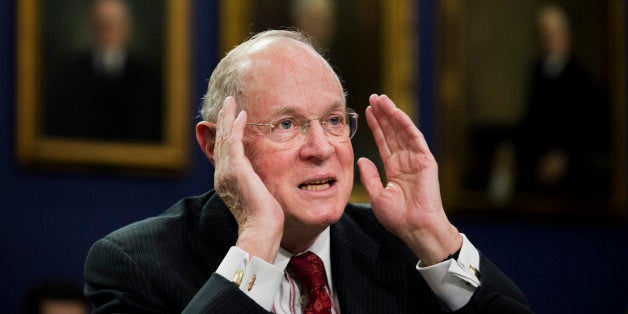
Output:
top-left (247, 37), bottom-right (319, 57)
top-left (237, 37), bottom-right (344, 104)
top-left (239, 38), bottom-right (327, 75)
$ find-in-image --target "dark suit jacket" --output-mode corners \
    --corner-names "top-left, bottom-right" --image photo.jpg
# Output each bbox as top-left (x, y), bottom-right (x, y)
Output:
top-left (517, 58), bottom-right (609, 195)
top-left (84, 190), bottom-right (531, 313)
top-left (44, 52), bottom-right (163, 142)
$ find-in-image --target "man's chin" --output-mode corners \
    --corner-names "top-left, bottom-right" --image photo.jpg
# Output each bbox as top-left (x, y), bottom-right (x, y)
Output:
top-left (287, 204), bottom-right (344, 226)
top-left (310, 206), bottom-right (345, 227)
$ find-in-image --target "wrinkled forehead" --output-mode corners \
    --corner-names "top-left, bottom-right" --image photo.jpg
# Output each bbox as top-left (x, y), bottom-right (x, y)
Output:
top-left (243, 43), bottom-right (340, 86)
top-left (238, 38), bottom-right (345, 113)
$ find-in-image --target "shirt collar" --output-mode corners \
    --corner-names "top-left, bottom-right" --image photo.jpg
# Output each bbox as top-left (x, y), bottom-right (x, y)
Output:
top-left (275, 227), bottom-right (334, 295)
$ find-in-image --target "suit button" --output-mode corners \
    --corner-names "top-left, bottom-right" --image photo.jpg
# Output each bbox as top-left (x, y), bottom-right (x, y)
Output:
top-left (299, 294), bottom-right (307, 304)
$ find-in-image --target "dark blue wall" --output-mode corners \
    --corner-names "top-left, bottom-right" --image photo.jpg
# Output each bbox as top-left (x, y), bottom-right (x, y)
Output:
top-left (1, 1), bottom-right (218, 313)
top-left (1, 0), bottom-right (626, 313)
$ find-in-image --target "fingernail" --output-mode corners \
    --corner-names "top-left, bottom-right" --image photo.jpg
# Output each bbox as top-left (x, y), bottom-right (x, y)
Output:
top-left (235, 110), bottom-right (245, 121)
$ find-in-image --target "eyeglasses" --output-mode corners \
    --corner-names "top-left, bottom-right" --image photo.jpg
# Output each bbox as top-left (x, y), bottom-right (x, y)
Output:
top-left (246, 108), bottom-right (359, 143)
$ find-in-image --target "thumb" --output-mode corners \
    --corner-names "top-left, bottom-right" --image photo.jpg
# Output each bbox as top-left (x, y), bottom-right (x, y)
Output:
top-left (357, 157), bottom-right (383, 201)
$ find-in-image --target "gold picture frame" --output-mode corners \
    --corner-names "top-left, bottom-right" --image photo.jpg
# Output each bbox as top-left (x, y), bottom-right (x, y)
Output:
top-left (16, 0), bottom-right (190, 172)
top-left (437, 0), bottom-right (627, 216)
top-left (220, 0), bottom-right (417, 202)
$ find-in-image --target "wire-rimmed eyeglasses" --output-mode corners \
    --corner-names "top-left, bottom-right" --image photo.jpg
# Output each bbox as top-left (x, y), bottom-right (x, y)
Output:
top-left (246, 108), bottom-right (359, 143)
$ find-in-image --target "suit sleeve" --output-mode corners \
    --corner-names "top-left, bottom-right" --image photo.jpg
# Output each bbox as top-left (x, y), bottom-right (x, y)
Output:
top-left (84, 238), bottom-right (269, 313)
top-left (455, 255), bottom-right (533, 314)
top-left (182, 273), bottom-right (270, 313)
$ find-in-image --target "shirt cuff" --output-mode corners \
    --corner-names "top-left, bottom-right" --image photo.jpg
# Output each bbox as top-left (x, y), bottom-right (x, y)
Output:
top-left (416, 233), bottom-right (481, 311)
top-left (215, 246), bottom-right (284, 311)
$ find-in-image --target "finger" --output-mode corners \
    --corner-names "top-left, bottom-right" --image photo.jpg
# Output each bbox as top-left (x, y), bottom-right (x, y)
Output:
top-left (369, 94), bottom-right (408, 153)
top-left (216, 96), bottom-right (237, 142)
top-left (217, 96), bottom-right (237, 137)
top-left (230, 110), bottom-right (248, 161)
top-left (357, 157), bottom-right (384, 202)
top-left (365, 104), bottom-right (392, 161)
top-left (215, 97), bottom-right (238, 159)
top-left (223, 97), bottom-right (249, 167)
top-left (371, 94), bottom-right (431, 154)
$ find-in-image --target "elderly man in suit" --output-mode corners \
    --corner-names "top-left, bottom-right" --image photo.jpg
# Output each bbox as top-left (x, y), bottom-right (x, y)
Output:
top-left (85, 30), bottom-right (531, 313)
top-left (45, 0), bottom-right (162, 141)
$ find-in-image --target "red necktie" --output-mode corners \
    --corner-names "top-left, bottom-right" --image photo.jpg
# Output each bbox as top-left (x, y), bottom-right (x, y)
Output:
top-left (287, 251), bottom-right (332, 314)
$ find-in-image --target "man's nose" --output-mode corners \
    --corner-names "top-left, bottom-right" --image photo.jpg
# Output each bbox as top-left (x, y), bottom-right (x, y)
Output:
top-left (299, 120), bottom-right (334, 160)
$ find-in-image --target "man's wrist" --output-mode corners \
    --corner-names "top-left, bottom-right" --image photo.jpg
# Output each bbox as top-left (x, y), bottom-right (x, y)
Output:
top-left (446, 247), bottom-right (461, 261)
top-left (418, 247), bottom-right (461, 268)
top-left (215, 246), bottom-right (284, 311)
top-left (416, 234), bottom-right (481, 311)
top-left (235, 228), bottom-right (282, 264)
top-left (410, 225), bottom-right (463, 266)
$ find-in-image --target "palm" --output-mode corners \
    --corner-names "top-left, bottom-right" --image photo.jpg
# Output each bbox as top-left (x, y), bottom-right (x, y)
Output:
top-left (376, 150), bottom-right (441, 231)
top-left (213, 98), bottom-right (283, 225)
top-left (358, 95), bottom-right (453, 257)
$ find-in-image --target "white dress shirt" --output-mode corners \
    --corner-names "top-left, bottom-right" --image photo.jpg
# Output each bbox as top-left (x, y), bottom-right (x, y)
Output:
top-left (216, 229), bottom-right (481, 312)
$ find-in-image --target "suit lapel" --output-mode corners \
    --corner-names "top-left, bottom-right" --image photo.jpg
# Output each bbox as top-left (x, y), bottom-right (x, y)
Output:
top-left (190, 195), bottom-right (422, 312)
top-left (330, 207), bottom-right (413, 313)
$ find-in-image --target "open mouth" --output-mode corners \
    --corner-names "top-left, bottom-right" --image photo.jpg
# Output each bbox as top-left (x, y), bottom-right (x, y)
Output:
top-left (298, 178), bottom-right (336, 191)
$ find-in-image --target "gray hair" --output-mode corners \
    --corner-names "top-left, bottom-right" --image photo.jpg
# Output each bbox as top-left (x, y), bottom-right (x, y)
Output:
top-left (199, 29), bottom-right (341, 122)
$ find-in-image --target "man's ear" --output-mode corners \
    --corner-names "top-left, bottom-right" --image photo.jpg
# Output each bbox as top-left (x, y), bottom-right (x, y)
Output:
top-left (195, 121), bottom-right (217, 163)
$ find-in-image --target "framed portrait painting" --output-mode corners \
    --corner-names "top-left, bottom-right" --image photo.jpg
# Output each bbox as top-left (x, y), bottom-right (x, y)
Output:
top-left (220, 0), bottom-right (417, 202)
top-left (16, 0), bottom-right (190, 172)
top-left (437, 0), bottom-right (627, 217)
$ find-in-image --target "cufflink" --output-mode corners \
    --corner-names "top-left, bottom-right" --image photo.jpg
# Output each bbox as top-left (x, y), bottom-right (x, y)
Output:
top-left (468, 264), bottom-right (481, 280)
top-left (233, 270), bottom-right (244, 287)
top-left (247, 275), bottom-right (257, 291)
